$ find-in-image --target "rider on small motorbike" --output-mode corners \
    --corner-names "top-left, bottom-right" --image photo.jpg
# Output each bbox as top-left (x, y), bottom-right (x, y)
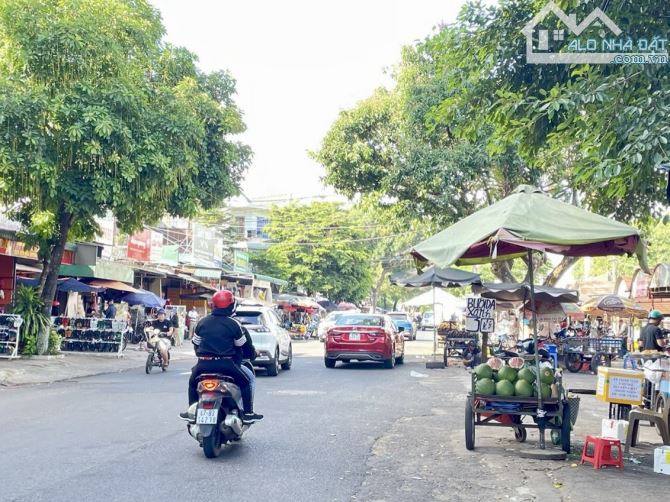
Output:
top-left (181, 290), bottom-right (263, 424)
top-left (148, 309), bottom-right (173, 368)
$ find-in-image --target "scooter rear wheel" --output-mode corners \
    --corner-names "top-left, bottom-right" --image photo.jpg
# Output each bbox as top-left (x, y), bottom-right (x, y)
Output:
top-left (202, 426), bottom-right (223, 458)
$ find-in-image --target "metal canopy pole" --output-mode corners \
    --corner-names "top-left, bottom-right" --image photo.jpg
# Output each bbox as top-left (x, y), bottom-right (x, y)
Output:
top-left (527, 249), bottom-right (546, 449)
top-left (433, 284), bottom-right (437, 357)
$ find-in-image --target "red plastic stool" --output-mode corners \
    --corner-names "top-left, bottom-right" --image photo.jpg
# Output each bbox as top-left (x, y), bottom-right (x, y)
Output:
top-left (580, 435), bottom-right (624, 470)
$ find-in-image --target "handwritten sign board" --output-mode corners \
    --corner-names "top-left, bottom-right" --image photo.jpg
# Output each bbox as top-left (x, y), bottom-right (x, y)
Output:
top-left (465, 297), bottom-right (496, 333)
top-left (596, 367), bottom-right (644, 405)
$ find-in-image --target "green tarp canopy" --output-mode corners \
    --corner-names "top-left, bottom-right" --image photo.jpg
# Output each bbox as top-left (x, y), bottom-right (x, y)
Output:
top-left (411, 185), bottom-right (648, 271)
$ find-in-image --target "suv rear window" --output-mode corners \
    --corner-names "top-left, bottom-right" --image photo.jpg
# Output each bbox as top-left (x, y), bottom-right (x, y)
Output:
top-left (235, 312), bottom-right (264, 326)
top-left (335, 315), bottom-right (384, 327)
top-left (389, 314), bottom-right (408, 321)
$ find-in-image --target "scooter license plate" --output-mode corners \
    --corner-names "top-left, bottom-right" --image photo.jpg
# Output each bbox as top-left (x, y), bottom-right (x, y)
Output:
top-left (196, 408), bottom-right (218, 424)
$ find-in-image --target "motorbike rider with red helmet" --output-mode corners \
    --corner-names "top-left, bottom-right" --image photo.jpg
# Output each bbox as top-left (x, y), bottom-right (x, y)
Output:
top-left (181, 290), bottom-right (263, 423)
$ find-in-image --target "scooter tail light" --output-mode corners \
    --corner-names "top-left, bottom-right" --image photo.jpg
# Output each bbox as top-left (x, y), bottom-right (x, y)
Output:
top-left (201, 379), bottom-right (219, 391)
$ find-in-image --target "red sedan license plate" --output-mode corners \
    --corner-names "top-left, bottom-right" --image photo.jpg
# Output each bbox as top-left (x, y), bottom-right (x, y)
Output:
top-left (349, 333), bottom-right (361, 341)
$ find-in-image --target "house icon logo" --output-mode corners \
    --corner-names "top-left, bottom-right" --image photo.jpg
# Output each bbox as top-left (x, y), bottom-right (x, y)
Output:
top-left (521, 2), bottom-right (665, 64)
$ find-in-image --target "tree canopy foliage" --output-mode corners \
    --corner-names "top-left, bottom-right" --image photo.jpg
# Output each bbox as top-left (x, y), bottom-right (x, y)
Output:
top-left (314, 0), bottom-right (669, 285)
top-left (0, 0), bottom-right (250, 350)
top-left (250, 202), bottom-right (374, 303)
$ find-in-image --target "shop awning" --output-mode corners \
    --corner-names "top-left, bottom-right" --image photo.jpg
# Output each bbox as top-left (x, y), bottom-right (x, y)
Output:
top-left (175, 273), bottom-right (218, 291)
top-left (59, 261), bottom-right (134, 283)
top-left (193, 268), bottom-right (222, 280)
top-left (87, 279), bottom-right (140, 293)
top-left (254, 273), bottom-right (288, 287)
top-left (16, 263), bottom-right (42, 273)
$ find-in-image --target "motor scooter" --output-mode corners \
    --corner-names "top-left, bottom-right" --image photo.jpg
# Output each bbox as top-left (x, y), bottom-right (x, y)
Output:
top-left (182, 361), bottom-right (255, 458)
top-left (145, 328), bottom-right (171, 374)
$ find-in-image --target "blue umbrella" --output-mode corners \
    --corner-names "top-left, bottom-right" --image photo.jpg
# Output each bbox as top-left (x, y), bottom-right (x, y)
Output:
top-left (58, 278), bottom-right (103, 293)
top-left (120, 289), bottom-right (166, 308)
top-left (16, 277), bottom-right (102, 293)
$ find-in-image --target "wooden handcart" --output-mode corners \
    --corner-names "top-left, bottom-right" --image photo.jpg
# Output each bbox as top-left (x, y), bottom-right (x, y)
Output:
top-left (561, 337), bottom-right (620, 373)
top-left (438, 327), bottom-right (477, 367)
top-left (465, 372), bottom-right (576, 453)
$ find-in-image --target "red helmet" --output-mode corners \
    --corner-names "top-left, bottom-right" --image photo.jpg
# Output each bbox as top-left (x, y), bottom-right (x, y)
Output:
top-left (212, 290), bottom-right (235, 309)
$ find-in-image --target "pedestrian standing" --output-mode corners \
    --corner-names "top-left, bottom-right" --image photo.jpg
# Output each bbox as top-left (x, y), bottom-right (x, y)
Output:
top-left (187, 306), bottom-right (198, 340)
top-left (105, 300), bottom-right (117, 319)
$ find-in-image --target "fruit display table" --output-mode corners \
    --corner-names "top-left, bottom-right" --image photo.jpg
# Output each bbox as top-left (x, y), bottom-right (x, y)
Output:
top-left (465, 360), bottom-right (575, 453)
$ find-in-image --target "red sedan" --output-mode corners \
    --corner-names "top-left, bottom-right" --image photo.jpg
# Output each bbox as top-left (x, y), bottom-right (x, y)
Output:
top-left (324, 313), bottom-right (405, 369)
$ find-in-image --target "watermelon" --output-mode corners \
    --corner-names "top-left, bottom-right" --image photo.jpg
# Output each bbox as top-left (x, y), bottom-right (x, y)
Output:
top-left (518, 367), bottom-right (536, 384)
top-left (498, 365), bottom-right (518, 383)
top-left (496, 380), bottom-right (515, 397)
top-left (514, 379), bottom-right (533, 397)
top-left (533, 382), bottom-right (552, 399)
top-left (487, 357), bottom-right (504, 370)
top-left (508, 357), bottom-right (525, 369)
top-left (539, 367), bottom-right (555, 385)
top-left (476, 378), bottom-right (496, 395)
top-left (474, 363), bottom-right (493, 380)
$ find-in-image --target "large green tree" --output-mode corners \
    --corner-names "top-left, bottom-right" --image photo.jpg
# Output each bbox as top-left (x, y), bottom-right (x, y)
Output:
top-left (250, 202), bottom-right (374, 302)
top-left (428, 0), bottom-right (670, 222)
top-left (0, 0), bottom-right (250, 352)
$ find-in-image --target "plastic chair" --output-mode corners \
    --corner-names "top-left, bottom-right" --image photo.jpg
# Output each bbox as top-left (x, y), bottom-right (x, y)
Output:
top-left (545, 343), bottom-right (558, 368)
top-left (624, 404), bottom-right (670, 454)
top-left (581, 435), bottom-right (624, 470)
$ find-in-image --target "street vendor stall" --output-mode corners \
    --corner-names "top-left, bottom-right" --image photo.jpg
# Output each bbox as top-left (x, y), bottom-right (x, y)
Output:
top-left (391, 266), bottom-right (481, 368)
top-left (410, 185), bottom-right (647, 457)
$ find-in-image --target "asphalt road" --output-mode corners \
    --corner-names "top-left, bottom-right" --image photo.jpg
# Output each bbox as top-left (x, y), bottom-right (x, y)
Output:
top-left (2, 331), bottom-right (664, 502)
top-left (0, 332), bottom-right (445, 502)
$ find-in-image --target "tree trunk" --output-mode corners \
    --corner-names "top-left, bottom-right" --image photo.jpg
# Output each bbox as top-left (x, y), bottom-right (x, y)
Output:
top-left (543, 256), bottom-right (580, 287)
top-left (38, 209), bottom-right (74, 354)
top-left (490, 261), bottom-right (517, 283)
top-left (37, 257), bottom-right (49, 293)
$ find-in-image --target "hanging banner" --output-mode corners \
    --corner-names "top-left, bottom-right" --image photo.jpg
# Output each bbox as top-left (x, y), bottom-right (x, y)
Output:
top-left (465, 296), bottom-right (496, 333)
top-left (127, 230), bottom-right (151, 261)
top-left (193, 223), bottom-right (222, 266)
top-left (159, 245), bottom-right (179, 266)
top-left (149, 230), bottom-right (164, 262)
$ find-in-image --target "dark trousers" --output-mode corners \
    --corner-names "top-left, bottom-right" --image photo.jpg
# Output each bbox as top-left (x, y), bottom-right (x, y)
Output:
top-left (188, 359), bottom-right (253, 412)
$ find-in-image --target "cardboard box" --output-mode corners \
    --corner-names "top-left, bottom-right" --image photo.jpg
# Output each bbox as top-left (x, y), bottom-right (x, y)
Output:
top-left (654, 446), bottom-right (670, 475)
top-left (601, 419), bottom-right (628, 442)
top-left (596, 367), bottom-right (644, 405)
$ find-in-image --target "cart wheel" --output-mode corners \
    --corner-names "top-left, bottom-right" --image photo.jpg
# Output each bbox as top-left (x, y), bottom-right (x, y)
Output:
top-left (561, 402), bottom-right (571, 454)
top-left (590, 353), bottom-right (606, 373)
top-left (465, 400), bottom-right (475, 451)
top-left (550, 429), bottom-right (561, 445)
top-left (514, 426), bottom-right (527, 443)
top-left (564, 353), bottom-right (582, 373)
top-left (443, 346), bottom-right (449, 367)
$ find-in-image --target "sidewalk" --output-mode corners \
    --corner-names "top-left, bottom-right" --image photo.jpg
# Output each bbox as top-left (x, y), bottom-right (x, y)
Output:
top-left (0, 345), bottom-right (195, 386)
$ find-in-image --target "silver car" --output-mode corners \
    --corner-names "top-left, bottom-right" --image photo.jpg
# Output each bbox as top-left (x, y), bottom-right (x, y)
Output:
top-left (234, 304), bottom-right (292, 376)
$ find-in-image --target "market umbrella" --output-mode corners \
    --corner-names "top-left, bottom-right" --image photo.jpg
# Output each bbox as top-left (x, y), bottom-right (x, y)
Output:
top-left (16, 277), bottom-right (102, 293)
top-left (337, 302), bottom-right (358, 310)
top-left (392, 267), bottom-right (481, 362)
top-left (581, 294), bottom-right (647, 319)
top-left (120, 289), bottom-right (166, 308)
top-left (472, 283), bottom-right (578, 304)
top-left (57, 278), bottom-right (103, 294)
top-left (410, 185), bottom-right (647, 451)
top-left (317, 299), bottom-right (338, 312)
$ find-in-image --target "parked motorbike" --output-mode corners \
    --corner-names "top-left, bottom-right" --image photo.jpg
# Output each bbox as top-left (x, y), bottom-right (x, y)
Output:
top-left (145, 327), bottom-right (171, 374)
top-left (183, 361), bottom-right (254, 458)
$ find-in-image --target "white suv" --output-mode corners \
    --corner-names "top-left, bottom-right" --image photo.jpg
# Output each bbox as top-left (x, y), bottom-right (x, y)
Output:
top-left (234, 304), bottom-right (292, 376)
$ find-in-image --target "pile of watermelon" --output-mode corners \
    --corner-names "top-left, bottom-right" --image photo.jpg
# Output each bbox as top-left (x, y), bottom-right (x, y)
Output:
top-left (474, 358), bottom-right (555, 398)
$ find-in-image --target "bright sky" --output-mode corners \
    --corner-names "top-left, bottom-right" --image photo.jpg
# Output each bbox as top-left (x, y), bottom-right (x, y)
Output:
top-left (150, 0), bottom-right (476, 200)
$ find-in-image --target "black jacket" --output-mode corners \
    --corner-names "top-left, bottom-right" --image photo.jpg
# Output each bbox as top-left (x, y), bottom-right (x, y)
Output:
top-left (192, 308), bottom-right (246, 357)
